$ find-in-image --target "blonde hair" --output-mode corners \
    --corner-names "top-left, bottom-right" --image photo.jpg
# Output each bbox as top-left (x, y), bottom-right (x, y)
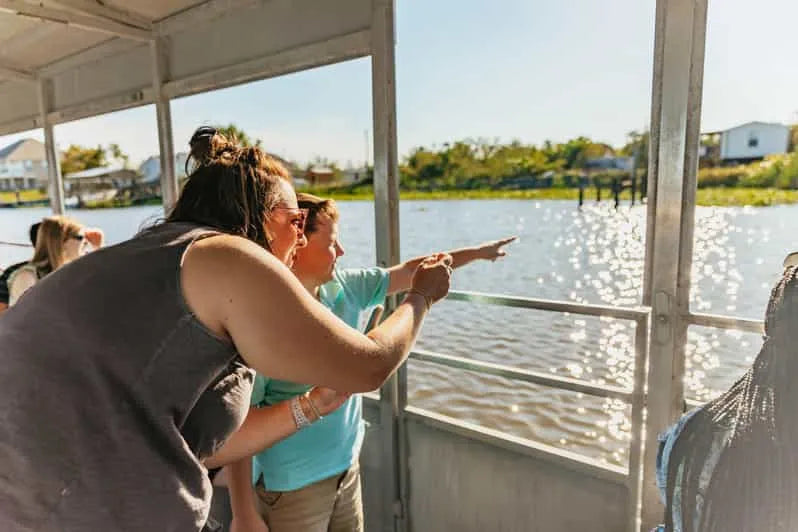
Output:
top-left (31, 215), bottom-right (84, 274)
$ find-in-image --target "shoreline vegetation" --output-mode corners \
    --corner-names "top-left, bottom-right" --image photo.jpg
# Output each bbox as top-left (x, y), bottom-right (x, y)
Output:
top-left (4, 131), bottom-right (796, 209)
top-left (3, 187), bottom-right (798, 209)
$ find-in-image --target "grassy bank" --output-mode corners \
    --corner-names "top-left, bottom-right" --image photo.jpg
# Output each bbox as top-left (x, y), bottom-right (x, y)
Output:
top-left (0, 190), bottom-right (48, 203)
top-left (300, 186), bottom-right (798, 207)
top-left (4, 187), bottom-right (798, 208)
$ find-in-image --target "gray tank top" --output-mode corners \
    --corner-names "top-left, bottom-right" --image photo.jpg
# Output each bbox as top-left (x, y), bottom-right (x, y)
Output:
top-left (0, 222), bottom-right (254, 531)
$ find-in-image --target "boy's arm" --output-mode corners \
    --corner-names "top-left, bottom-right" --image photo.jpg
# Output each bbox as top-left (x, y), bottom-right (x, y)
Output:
top-left (228, 457), bottom-right (269, 532)
top-left (387, 236), bottom-right (517, 295)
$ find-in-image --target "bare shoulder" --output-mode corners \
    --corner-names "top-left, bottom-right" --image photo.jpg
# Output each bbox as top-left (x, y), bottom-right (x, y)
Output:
top-left (180, 234), bottom-right (287, 337)
top-left (183, 234), bottom-right (287, 277)
top-left (8, 266), bottom-right (37, 291)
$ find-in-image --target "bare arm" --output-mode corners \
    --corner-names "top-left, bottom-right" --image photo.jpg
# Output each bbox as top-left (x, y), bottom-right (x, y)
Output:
top-left (181, 235), bottom-right (450, 392)
top-left (206, 402), bottom-right (297, 469)
top-left (387, 236), bottom-right (516, 294)
top-left (205, 387), bottom-right (348, 468)
top-left (8, 268), bottom-right (37, 306)
top-left (227, 457), bottom-right (268, 532)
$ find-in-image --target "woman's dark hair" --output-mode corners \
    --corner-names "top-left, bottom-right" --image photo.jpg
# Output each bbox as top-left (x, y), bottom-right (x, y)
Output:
top-left (167, 127), bottom-right (291, 249)
top-left (665, 265), bottom-right (798, 531)
top-left (29, 222), bottom-right (41, 247)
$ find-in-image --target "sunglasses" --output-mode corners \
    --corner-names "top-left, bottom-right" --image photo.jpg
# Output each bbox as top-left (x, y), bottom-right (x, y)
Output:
top-left (68, 233), bottom-right (86, 242)
top-left (274, 207), bottom-right (309, 233)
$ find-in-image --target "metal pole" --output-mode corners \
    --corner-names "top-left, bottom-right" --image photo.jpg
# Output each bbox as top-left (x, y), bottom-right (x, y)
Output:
top-left (627, 313), bottom-right (650, 532)
top-left (371, 1), bottom-right (406, 531)
top-left (150, 38), bottom-right (178, 214)
top-left (37, 79), bottom-right (65, 214)
top-left (640, 0), bottom-right (708, 528)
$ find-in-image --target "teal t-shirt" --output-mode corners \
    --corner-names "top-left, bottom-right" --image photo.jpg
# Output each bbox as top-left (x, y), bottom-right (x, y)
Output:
top-left (250, 266), bottom-right (390, 491)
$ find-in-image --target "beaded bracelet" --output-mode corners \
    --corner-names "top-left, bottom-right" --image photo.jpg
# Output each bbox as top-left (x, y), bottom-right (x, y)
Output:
top-left (290, 395), bottom-right (312, 430)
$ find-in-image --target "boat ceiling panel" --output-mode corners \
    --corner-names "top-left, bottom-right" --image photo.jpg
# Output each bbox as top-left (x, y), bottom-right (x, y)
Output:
top-left (168, 0), bottom-right (372, 81)
top-left (11, 26), bottom-right (109, 70)
top-left (0, 0), bottom-right (375, 135)
top-left (0, 81), bottom-right (42, 134)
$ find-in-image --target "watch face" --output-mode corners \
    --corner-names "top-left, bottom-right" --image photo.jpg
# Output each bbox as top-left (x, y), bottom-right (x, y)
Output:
top-left (784, 252), bottom-right (798, 268)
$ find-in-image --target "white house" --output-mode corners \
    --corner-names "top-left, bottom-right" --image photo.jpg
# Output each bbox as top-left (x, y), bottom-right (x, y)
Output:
top-left (0, 138), bottom-right (48, 191)
top-left (138, 152), bottom-right (189, 185)
top-left (719, 121), bottom-right (790, 162)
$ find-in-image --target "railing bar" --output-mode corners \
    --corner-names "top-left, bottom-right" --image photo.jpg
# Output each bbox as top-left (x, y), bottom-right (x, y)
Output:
top-left (687, 311), bottom-right (764, 334)
top-left (447, 290), bottom-right (649, 320)
top-left (410, 349), bottom-right (632, 401)
top-left (685, 397), bottom-right (703, 409)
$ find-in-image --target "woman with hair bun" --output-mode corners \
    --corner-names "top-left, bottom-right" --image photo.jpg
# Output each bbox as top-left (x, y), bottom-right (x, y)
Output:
top-left (0, 126), bottom-right (452, 532)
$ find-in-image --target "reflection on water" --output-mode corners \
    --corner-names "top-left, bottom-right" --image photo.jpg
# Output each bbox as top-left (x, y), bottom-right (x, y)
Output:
top-left (0, 200), bottom-right (794, 466)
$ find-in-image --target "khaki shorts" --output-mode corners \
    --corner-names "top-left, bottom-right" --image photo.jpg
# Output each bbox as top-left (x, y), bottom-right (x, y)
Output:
top-left (255, 463), bottom-right (364, 532)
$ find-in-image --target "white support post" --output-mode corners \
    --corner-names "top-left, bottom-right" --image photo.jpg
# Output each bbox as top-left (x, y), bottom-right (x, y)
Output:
top-left (371, 1), bottom-right (406, 531)
top-left (640, 0), bottom-right (708, 529)
top-left (37, 79), bottom-right (65, 214)
top-left (150, 38), bottom-right (178, 214)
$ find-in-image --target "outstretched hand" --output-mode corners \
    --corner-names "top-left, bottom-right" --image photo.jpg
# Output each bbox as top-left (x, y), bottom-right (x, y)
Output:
top-left (477, 236), bottom-right (517, 262)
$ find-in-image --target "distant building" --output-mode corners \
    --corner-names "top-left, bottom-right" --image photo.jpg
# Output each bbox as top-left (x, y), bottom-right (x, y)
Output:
top-left (305, 165), bottom-right (337, 186)
top-left (138, 153), bottom-right (189, 185)
top-left (341, 166), bottom-right (370, 184)
top-left (0, 138), bottom-right (48, 191)
top-left (63, 165), bottom-right (138, 205)
top-left (715, 122), bottom-right (790, 163)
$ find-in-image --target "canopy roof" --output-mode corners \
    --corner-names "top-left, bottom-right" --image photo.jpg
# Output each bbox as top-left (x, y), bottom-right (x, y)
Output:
top-left (0, 0), bottom-right (374, 135)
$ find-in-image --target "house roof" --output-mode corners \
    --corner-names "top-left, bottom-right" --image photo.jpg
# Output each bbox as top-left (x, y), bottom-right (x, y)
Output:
top-left (308, 165), bottom-right (335, 174)
top-left (0, 138), bottom-right (45, 162)
top-left (64, 164), bottom-right (136, 179)
top-left (722, 121), bottom-right (788, 133)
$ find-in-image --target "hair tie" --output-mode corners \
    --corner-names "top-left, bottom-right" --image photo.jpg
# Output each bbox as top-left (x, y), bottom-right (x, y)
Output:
top-left (189, 126), bottom-right (217, 146)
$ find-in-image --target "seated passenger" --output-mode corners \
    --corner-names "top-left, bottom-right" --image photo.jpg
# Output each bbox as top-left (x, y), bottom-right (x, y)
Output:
top-left (0, 221), bottom-right (41, 313)
top-left (655, 265), bottom-right (798, 531)
top-left (225, 192), bottom-right (516, 532)
top-left (6, 216), bottom-right (103, 305)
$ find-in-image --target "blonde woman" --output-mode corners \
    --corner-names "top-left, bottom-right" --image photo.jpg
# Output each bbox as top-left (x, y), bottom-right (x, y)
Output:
top-left (7, 215), bottom-right (103, 305)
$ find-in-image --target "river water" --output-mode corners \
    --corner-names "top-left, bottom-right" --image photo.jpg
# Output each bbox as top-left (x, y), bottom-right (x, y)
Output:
top-left (1, 200), bottom-right (794, 466)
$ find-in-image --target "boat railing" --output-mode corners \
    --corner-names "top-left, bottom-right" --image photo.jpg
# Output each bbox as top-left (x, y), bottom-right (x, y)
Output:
top-left (375, 290), bottom-right (766, 531)
top-left (370, 289), bottom-right (652, 532)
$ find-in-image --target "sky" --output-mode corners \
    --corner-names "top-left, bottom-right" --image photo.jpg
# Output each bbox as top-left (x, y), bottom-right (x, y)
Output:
top-left (1, 0), bottom-right (797, 167)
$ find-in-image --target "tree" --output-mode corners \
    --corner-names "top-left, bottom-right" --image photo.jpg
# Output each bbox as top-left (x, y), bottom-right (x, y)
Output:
top-left (59, 143), bottom-right (132, 175)
top-left (108, 143), bottom-right (129, 168)
top-left (60, 144), bottom-right (107, 175)
top-left (619, 130), bottom-right (649, 170)
top-left (214, 124), bottom-right (262, 148)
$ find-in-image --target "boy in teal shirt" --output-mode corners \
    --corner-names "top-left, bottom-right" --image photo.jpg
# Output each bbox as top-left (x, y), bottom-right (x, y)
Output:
top-left (228, 194), bottom-right (516, 532)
